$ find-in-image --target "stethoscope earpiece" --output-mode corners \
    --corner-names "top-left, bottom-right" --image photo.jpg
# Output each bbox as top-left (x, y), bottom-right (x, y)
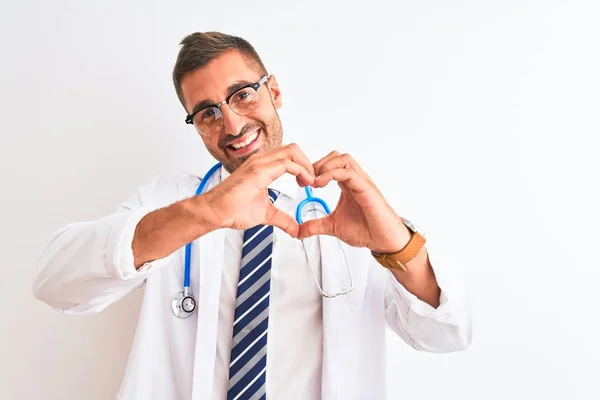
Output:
top-left (296, 186), bottom-right (354, 298)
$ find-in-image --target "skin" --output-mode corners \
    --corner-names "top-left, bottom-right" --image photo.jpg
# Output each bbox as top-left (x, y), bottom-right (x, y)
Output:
top-left (132, 50), bottom-right (441, 308)
top-left (180, 51), bottom-right (284, 174)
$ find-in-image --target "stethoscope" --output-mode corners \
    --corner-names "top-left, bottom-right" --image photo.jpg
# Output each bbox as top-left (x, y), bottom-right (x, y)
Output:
top-left (172, 162), bottom-right (354, 318)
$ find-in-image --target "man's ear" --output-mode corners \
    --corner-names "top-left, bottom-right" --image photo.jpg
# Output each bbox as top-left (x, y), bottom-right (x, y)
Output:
top-left (266, 74), bottom-right (282, 109)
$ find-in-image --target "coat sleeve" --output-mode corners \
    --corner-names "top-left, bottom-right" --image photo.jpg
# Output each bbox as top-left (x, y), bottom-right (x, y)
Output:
top-left (32, 175), bottom-right (183, 315)
top-left (383, 228), bottom-right (472, 353)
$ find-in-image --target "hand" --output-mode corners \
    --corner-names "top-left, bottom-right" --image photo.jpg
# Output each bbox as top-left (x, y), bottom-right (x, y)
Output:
top-left (297, 151), bottom-right (410, 253)
top-left (203, 144), bottom-right (315, 238)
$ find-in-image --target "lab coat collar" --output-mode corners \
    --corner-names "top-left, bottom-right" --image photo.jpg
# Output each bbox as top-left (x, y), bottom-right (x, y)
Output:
top-left (219, 164), bottom-right (299, 200)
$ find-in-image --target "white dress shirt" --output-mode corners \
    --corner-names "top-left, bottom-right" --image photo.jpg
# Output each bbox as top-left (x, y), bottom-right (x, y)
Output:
top-left (212, 168), bottom-right (324, 399)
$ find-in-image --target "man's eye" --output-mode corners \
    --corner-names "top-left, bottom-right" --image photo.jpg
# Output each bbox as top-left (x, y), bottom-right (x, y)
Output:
top-left (200, 108), bottom-right (215, 120)
top-left (235, 90), bottom-right (251, 101)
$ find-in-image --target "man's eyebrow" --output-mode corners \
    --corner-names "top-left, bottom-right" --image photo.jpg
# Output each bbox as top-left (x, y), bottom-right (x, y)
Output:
top-left (191, 99), bottom-right (215, 115)
top-left (226, 80), bottom-right (253, 95)
top-left (190, 80), bottom-right (254, 116)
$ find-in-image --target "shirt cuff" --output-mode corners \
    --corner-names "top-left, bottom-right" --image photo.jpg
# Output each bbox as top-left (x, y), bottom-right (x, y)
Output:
top-left (385, 248), bottom-right (464, 325)
top-left (387, 269), bottom-right (448, 315)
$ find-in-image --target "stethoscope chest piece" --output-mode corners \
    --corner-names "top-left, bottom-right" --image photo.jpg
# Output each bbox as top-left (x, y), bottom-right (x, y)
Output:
top-left (171, 290), bottom-right (196, 318)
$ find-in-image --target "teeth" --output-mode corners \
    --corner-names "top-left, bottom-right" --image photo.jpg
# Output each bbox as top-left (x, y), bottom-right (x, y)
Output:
top-left (231, 131), bottom-right (259, 149)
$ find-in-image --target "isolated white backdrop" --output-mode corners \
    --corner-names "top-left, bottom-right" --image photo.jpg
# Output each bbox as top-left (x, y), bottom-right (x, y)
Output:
top-left (1, 0), bottom-right (598, 399)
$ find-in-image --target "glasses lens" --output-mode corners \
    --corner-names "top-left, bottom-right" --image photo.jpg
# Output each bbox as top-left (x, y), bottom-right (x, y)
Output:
top-left (193, 106), bottom-right (223, 136)
top-left (230, 87), bottom-right (260, 116)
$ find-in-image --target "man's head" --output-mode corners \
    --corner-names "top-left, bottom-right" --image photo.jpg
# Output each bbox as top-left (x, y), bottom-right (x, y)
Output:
top-left (173, 32), bottom-right (284, 173)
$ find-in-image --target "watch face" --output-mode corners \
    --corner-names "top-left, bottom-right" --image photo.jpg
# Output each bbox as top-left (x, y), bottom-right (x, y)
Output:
top-left (401, 217), bottom-right (416, 233)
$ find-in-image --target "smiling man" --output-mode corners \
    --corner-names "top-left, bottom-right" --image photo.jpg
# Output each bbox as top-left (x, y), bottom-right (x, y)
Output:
top-left (34, 32), bottom-right (471, 400)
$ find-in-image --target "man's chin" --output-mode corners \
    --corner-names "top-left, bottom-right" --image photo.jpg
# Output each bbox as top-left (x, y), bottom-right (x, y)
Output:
top-left (222, 148), bottom-right (261, 173)
top-left (220, 132), bottom-right (282, 172)
top-left (235, 150), bottom-right (259, 165)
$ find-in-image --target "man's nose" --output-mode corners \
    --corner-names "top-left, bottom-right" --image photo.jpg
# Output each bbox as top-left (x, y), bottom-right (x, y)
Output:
top-left (221, 105), bottom-right (246, 136)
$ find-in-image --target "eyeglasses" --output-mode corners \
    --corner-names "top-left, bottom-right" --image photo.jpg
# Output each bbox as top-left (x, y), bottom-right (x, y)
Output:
top-left (185, 75), bottom-right (269, 136)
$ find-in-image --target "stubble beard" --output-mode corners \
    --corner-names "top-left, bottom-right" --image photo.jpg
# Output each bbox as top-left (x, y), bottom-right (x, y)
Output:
top-left (208, 113), bottom-right (283, 174)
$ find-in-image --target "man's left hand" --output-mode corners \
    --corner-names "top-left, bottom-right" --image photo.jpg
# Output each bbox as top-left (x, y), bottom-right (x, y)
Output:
top-left (297, 151), bottom-right (410, 253)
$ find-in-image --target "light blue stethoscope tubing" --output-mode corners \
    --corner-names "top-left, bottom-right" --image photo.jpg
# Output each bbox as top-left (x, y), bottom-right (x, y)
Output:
top-left (295, 186), bottom-right (331, 224)
top-left (183, 162), bottom-right (222, 292)
top-left (295, 187), bottom-right (354, 299)
top-left (180, 162), bottom-right (354, 311)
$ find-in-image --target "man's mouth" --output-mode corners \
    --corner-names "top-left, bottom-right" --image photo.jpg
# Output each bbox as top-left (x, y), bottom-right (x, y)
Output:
top-left (226, 129), bottom-right (261, 154)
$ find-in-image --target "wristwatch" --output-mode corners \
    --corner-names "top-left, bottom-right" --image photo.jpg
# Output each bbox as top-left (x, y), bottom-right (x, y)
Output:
top-left (371, 217), bottom-right (426, 272)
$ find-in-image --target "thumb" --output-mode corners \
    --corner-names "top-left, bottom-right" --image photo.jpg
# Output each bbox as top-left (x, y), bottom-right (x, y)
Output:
top-left (297, 216), bottom-right (334, 240)
top-left (265, 205), bottom-right (299, 238)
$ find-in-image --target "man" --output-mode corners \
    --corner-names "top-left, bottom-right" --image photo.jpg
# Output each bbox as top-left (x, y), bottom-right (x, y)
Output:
top-left (34, 32), bottom-right (471, 400)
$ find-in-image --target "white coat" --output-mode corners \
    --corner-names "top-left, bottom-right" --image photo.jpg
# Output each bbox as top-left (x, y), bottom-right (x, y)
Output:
top-left (33, 168), bottom-right (472, 400)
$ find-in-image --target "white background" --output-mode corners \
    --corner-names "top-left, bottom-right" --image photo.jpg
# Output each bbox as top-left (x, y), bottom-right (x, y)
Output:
top-left (1, 0), bottom-right (599, 399)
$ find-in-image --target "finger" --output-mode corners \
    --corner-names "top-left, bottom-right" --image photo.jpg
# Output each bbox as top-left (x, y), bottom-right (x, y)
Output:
top-left (297, 216), bottom-right (334, 239)
top-left (315, 153), bottom-right (368, 178)
top-left (258, 158), bottom-right (315, 188)
top-left (265, 204), bottom-right (299, 238)
top-left (312, 150), bottom-right (341, 176)
top-left (283, 143), bottom-right (316, 179)
top-left (295, 175), bottom-right (308, 188)
top-left (313, 167), bottom-right (371, 192)
top-left (251, 143), bottom-right (315, 183)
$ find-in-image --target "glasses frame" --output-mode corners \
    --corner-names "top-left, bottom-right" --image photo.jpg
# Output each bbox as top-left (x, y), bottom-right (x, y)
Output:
top-left (185, 75), bottom-right (269, 133)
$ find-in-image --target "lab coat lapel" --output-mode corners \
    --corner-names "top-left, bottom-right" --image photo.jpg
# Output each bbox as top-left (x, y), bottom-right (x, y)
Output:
top-left (319, 235), bottom-right (363, 400)
top-left (318, 240), bottom-right (369, 399)
top-left (319, 234), bottom-right (341, 400)
top-left (190, 225), bottom-right (225, 399)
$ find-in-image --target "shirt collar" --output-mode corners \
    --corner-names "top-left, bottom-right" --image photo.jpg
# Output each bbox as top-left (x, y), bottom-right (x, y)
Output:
top-left (219, 165), bottom-right (299, 200)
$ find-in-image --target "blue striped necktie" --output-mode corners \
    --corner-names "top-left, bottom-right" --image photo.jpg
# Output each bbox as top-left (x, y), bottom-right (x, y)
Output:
top-left (227, 189), bottom-right (278, 400)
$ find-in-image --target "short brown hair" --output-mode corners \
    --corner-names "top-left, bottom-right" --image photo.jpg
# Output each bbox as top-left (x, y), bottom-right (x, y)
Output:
top-left (172, 32), bottom-right (268, 110)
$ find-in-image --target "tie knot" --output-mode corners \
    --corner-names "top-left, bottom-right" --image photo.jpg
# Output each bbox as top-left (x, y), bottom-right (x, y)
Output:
top-left (268, 189), bottom-right (279, 204)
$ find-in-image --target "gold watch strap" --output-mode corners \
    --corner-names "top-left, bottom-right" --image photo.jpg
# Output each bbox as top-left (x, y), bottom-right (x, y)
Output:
top-left (372, 231), bottom-right (426, 272)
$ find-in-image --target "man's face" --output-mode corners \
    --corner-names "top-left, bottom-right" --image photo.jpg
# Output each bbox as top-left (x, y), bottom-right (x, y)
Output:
top-left (181, 50), bottom-right (283, 173)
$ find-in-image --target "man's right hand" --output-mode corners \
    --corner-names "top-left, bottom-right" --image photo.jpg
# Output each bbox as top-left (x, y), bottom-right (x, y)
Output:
top-left (202, 143), bottom-right (315, 238)
top-left (132, 144), bottom-right (314, 268)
